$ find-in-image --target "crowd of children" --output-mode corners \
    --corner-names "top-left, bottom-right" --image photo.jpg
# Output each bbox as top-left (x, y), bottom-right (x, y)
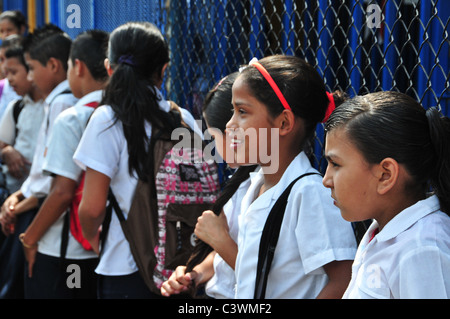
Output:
top-left (0, 10), bottom-right (448, 299)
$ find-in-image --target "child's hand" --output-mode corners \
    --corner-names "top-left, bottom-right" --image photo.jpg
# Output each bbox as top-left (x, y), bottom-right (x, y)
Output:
top-left (1, 146), bottom-right (30, 179)
top-left (160, 266), bottom-right (198, 297)
top-left (194, 210), bottom-right (229, 249)
top-left (0, 197), bottom-right (18, 226)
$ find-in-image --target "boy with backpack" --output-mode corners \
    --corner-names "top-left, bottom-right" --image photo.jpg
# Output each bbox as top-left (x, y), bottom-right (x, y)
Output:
top-left (0, 41), bottom-right (45, 299)
top-left (18, 30), bottom-right (109, 299)
top-left (0, 24), bottom-right (78, 298)
top-left (0, 43), bottom-right (45, 195)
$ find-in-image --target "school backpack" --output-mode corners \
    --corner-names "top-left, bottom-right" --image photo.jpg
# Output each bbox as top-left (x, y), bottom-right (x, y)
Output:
top-left (60, 101), bottom-right (99, 259)
top-left (104, 102), bottom-right (220, 295)
top-left (254, 172), bottom-right (371, 299)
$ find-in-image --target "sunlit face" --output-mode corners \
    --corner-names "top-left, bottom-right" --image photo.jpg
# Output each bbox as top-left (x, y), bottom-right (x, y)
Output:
top-left (225, 75), bottom-right (278, 168)
top-left (4, 57), bottom-right (32, 96)
top-left (323, 127), bottom-right (380, 222)
top-left (0, 19), bottom-right (20, 40)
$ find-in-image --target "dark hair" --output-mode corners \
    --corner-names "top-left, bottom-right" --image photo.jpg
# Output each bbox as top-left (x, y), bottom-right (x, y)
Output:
top-left (239, 55), bottom-right (333, 148)
top-left (202, 72), bottom-right (239, 133)
top-left (70, 29), bottom-right (109, 82)
top-left (101, 21), bottom-right (170, 180)
top-left (5, 42), bottom-right (27, 70)
top-left (325, 91), bottom-right (450, 216)
top-left (186, 72), bottom-right (258, 277)
top-left (0, 10), bottom-right (28, 32)
top-left (1, 34), bottom-right (22, 49)
top-left (22, 24), bottom-right (72, 71)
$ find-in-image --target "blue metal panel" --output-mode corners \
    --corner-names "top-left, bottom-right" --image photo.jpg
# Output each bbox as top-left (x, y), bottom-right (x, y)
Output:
top-left (2, 0), bottom-right (27, 12)
top-left (249, 0), bottom-right (264, 60)
top-left (282, 0), bottom-right (295, 56)
top-left (348, 0), bottom-right (363, 96)
top-left (382, 0), bottom-right (399, 91)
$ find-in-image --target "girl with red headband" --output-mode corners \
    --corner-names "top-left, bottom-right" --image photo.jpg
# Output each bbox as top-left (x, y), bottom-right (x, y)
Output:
top-left (227, 55), bottom-right (356, 299)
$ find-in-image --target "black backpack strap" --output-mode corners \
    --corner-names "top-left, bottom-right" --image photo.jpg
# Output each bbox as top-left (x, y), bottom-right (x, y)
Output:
top-left (13, 99), bottom-right (25, 136)
top-left (254, 172), bottom-right (321, 299)
top-left (60, 210), bottom-right (70, 263)
top-left (99, 188), bottom-right (123, 257)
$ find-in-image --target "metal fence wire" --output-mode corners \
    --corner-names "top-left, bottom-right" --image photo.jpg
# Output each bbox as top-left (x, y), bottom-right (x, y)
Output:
top-left (4, 0), bottom-right (448, 171)
top-left (162, 0), bottom-right (449, 171)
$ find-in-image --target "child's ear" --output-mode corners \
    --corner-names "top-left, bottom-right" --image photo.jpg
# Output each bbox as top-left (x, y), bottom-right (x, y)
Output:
top-left (47, 57), bottom-right (61, 73)
top-left (104, 58), bottom-right (113, 77)
top-left (74, 59), bottom-right (84, 77)
top-left (277, 109), bottom-right (296, 136)
top-left (161, 62), bottom-right (168, 79)
top-left (376, 158), bottom-right (399, 195)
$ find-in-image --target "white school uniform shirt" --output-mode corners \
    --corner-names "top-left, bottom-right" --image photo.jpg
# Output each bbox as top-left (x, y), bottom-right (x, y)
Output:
top-left (20, 80), bottom-right (78, 199)
top-left (0, 79), bottom-right (20, 120)
top-left (36, 90), bottom-right (103, 260)
top-left (73, 88), bottom-right (201, 276)
top-left (205, 174), bottom-right (253, 299)
top-left (0, 95), bottom-right (45, 192)
top-left (234, 152), bottom-right (357, 299)
top-left (343, 195), bottom-right (450, 299)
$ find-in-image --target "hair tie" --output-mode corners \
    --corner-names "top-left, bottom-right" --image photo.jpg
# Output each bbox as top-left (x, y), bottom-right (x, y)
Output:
top-left (118, 54), bottom-right (137, 67)
top-left (322, 92), bottom-right (336, 123)
top-left (249, 58), bottom-right (292, 111)
top-left (213, 75), bottom-right (228, 92)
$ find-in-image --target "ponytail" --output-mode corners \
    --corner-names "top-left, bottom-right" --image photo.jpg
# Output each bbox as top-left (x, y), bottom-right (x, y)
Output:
top-left (102, 22), bottom-right (170, 181)
top-left (426, 107), bottom-right (450, 215)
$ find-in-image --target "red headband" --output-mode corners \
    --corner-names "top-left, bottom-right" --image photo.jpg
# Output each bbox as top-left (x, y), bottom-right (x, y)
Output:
top-left (251, 61), bottom-right (292, 111)
top-left (323, 92), bottom-right (336, 123)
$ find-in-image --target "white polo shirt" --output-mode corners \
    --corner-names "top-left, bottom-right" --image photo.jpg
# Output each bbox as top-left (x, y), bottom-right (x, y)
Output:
top-left (36, 90), bottom-right (103, 260)
top-left (205, 173), bottom-right (253, 299)
top-left (343, 195), bottom-right (450, 299)
top-left (20, 80), bottom-right (78, 199)
top-left (0, 95), bottom-right (45, 192)
top-left (234, 152), bottom-right (357, 299)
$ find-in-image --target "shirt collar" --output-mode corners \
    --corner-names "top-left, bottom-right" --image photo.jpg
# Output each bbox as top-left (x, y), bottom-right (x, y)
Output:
top-left (155, 86), bottom-right (170, 112)
top-left (45, 80), bottom-right (71, 105)
top-left (245, 152), bottom-right (318, 210)
top-left (376, 195), bottom-right (441, 242)
top-left (74, 90), bottom-right (103, 108)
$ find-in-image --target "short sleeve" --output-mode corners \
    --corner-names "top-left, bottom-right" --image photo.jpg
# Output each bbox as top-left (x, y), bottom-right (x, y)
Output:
top-left (0, 99), bottom-right (19, 145)
top-left (73, 106), bottom-right (123, 179)
top-left (293, 178), bottom-right (357, 274)
top-left (43, 110), bottom-right (83, 181)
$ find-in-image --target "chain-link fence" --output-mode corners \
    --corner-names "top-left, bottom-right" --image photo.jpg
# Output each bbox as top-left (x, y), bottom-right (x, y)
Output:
top-left (163, 0), bottom-right (449, 170)
top-left (3, 0), bottom-right (449, 171)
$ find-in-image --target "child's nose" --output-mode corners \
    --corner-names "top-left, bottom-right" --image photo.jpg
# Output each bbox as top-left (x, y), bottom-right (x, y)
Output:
top-left (322, 169), bottom-right (333, 189)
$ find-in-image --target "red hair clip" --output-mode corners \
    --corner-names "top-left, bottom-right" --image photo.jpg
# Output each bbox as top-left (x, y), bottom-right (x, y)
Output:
top-left (322, 92), bottom-right (336, 123)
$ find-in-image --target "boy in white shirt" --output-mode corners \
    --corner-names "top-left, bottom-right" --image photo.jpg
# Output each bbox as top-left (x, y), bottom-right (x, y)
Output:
top-left (0, 24), bottom-right (78, 299)
top-left (19, 30), bottom-right (109, 299)
top-left (0, 43), bottom-right (45, 194)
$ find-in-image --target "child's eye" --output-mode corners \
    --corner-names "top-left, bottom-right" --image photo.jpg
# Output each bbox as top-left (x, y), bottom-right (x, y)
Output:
top-left (329, 160), bottom-right (340, 168)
